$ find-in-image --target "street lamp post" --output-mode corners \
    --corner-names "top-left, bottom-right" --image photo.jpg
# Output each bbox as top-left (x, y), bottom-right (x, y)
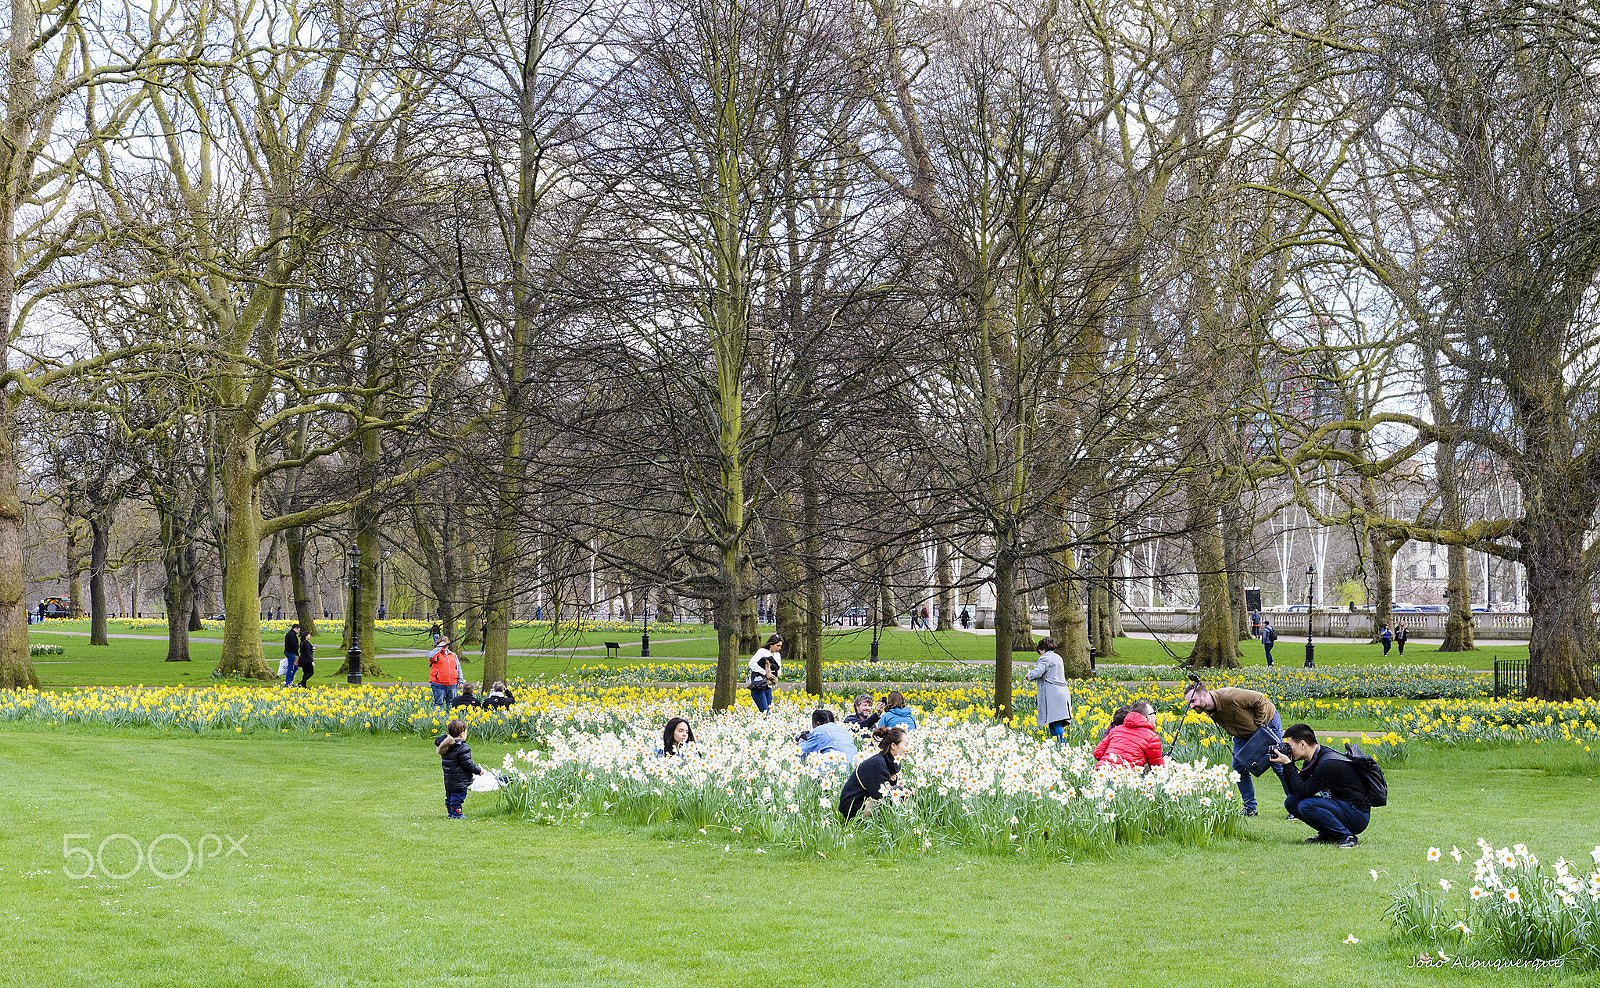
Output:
top-left (641, 598), bottom-right (651, 658)
top-left (1304, 564), bottom-right (1316, 668)
top-left (1084, 544), bottom-right (1096, 672)
top-left (347, 546), bottom-right (363, 684)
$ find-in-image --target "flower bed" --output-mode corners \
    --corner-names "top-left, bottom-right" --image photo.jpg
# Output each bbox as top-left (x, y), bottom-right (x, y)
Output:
top-left (500, 704), bottom-right (1242, 857)
top-left (1382, 698), bottom-right (1600, 753)
top-left (1386, 840), bottom-right (1600, 967)
top-left (571, 662), bottom-right (1490, 700)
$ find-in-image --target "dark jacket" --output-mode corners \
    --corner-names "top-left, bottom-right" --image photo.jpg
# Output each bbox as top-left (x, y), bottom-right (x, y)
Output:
top-left (284, 629), bottom-right (299, 655)
top-left (298, 633), bottom-right (314, 665)
top-left (1283, 745), bottom-right (1371, 811)
top-left (838, 751), bottom-right (899, 819)
top-left (843, 711), bottom-right (880, 731)
top-left (437, 735), bottom-right (483, 791)
top-left (451, 692), bottom-right (480, 709)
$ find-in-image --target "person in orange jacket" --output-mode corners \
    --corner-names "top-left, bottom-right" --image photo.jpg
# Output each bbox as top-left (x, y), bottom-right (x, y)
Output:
top-left (429, 639), bottom-right (463, 709)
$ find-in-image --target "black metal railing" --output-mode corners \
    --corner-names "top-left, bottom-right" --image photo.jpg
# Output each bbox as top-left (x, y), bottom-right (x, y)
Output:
top-left (1493, 658), bottom-right (1528, 699)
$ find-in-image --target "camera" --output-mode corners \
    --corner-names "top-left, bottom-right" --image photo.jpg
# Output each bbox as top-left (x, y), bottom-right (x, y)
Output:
top-left (1270, 741), bottom-right (1292, 759)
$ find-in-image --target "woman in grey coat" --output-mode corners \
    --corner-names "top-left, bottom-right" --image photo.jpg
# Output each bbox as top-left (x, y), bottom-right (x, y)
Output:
top-left (1026, 637), bottom-right (1073, 741)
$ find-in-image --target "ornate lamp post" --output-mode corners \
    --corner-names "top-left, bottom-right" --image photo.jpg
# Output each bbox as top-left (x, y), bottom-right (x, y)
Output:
top-left (347, 545), bottom-right (363, 684)
top-left (641, 595), bottom-right (651, 658)
top-left (378, 550), bottom-right (390, 620)
top-left (1304, 564), bottom-right (1316, 668)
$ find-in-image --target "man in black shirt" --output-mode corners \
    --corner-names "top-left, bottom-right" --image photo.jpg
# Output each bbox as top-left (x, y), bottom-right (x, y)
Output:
top-left (1269, 723), bottom-right (1371, 848)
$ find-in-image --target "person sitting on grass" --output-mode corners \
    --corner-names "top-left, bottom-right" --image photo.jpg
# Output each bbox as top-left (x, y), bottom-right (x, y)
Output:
top-left (655, 717), bottom-right (696, 757)
top-left (1093, 701), bottom-right (1165, 770)
top-left (843, 693), bottom-right (880, 731)
top-left (484, 681), bottom-right (516, 708)
top-left (838, 726), bottom-right (912, 820)
top-left (877, 691), bottom-right (917, 730)
top-left (436, 719), bottom-right (489, 820)
top-left (797, 709), bottom-right (857, 765)
top-left (1270, 723), bottom-right (1371, 849)
top-left (451, 683), bottom-right (480, 709)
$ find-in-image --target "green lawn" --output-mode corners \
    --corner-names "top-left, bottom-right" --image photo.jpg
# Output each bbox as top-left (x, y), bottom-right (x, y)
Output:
top-left (2, 727), bottom-right (1594, 987)
top-left (26, 620), bottom-right (1523, 688)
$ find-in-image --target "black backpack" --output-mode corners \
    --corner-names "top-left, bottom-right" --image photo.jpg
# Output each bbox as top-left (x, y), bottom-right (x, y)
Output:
top-left (1263, 626), bottom-right (1277, 645)
top-left (1342, 742), bottom-right (1388, 807)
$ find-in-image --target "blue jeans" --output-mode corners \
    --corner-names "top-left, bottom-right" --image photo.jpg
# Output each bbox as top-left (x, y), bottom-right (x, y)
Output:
top-left (750, 687), bottom-right (773, 713)
top-left (1263, 643), bottom-right (1274, 666)
top-left (1283, 789), bottom-right (1369, 839)
top-left (431, 684), bottom-right (457, 709)
top-left (284, 656), bottom-right (298, 686)
top-left (1232, 714), bottom-right (1284, 812)
top-left (446, 788), bottom-right (467, 818)
top-left (1048, 719), bottom-right (1068, 741)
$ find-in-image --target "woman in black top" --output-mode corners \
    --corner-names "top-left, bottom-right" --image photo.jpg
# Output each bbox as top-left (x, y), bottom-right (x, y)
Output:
top-left (297, 628), bottom-right (315, 687)
top-left (839, 726), bottom-right (911, 819)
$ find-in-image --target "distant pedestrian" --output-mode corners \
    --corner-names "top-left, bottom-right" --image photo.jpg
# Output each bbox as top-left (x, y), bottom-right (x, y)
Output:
top-left (1395, 624), bottom-right (1407, 656)
top-left (1379, 624), bottom-right (1393, 656)
top-left (282, 623), bottom-right (301, 687)
top-left (1250, 610), bottom-right (1261, 639)
top-left (1262, 619), bottom-right (1277, 667)
top-left (296, 627), bottom-right (315, 687)
top-left (960, 608), bottom-right (972, 630)
top-left (429, 622), bottom-right (442, 646)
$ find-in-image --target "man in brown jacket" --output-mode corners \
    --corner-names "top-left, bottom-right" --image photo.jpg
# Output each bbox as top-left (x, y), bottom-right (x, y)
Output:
top-left (1186, 683), bottom-right (1284, 816)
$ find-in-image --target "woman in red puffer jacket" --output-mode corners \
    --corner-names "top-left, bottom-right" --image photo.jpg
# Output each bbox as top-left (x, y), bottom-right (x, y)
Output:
top-left (1093, 702), bottom-right (1165, 769)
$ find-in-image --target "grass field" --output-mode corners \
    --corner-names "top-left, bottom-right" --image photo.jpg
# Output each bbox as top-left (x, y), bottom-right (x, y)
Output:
top-left (2, 726), bottom-right (1594, 987)
top-left (25, 620), bottom-right (1520, 687)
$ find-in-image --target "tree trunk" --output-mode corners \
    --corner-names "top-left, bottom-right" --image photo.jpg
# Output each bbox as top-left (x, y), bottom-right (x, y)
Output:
top-left (88, 514), bottom-right (110, 645)
top-left (1523, 516), bottom-right (1598, 701)
top-left (802, 455), bottom-right (824, 695)
top-left (412, 500), bottom-right (457, 643)
top-left (713, 539), bottom-right (743, 710)
top-left (214, 408), bottom-right (271, 679)
top-left (66, 522), bottom-right (84, 618)
top-left (991, 546), bottom-right (1018, 719)
top-left (162, 546), bottom-right (194, 663)
top-left (1010, 588), bottom-right (1033, 653)
top-left (935, 535), bottom-right (953, 631)
top-left (1440, 543), bottom-right (1476, 652)
top-left (1185, 482), bottom-right (1240, 669)
top-left (738, 555), bottom-right (758, 654)
top-left (286, 527), bottom-right (317, 637)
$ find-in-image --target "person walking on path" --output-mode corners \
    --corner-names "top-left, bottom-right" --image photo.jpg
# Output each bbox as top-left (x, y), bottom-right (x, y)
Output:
top-left (429, 639), bottom-right (463, 708)
top-left (282, 623), bottom-right (301, 687)
top-left (296, 626), bottom-right (315, 687)
top-left (1261, 619), bottom-right (1277, 667)
top-left (1395, 623), bottom-right (1407, 655)
top-left (1250, 610), bottom-right (1261, 639)
top-left (1026, 637), bottom-right (1073, 741)
top-left (1379, 624), bottom-right (1393, 656)
top-left (747, 635), bottom-right (783, 713)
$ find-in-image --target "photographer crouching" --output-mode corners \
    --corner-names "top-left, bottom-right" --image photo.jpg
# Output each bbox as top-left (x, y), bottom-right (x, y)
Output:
top-left (1269, 724), bottom-right (1370, 849)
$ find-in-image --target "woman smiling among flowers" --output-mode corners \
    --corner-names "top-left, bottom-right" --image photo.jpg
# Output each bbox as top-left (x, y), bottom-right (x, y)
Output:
top-left (838, 726), bottom-right (911, 820)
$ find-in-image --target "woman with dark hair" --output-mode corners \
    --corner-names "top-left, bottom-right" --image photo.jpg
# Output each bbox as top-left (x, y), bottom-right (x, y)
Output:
top-left (838, 726), bottom-right (912, 820)
top-left (655, 717), bottom-right (696, 757)
top-left (296, 625), bottom-right (315, 688)
top-left (747, 635), bottom-right (783, 713)
top-left (1026, 637), bottom-right (1072, 740)
top-left (797, 708), bottom-right (857, 764)
top-left (877, 690), bottom-right (917, 729)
